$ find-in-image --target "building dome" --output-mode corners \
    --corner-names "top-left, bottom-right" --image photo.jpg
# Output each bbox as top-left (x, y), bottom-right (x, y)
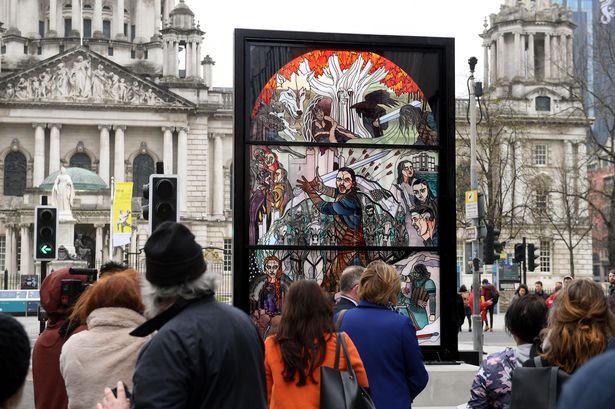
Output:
top-left (39, 167), bottom-right (108, 191)
top-left (169, 0), bottom-right (195, 17)
top-left (169, 0), bottom-right (195, 30)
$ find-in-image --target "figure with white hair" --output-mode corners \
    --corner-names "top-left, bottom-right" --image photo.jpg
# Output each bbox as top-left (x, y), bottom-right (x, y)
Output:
top-left (98, 222), bottom-right (267, 409)
top-left (51, 166), bottom-right (75, 218)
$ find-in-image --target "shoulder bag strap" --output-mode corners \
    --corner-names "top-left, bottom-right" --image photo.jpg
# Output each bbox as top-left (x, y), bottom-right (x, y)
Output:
top-left (333, 332), bottom-right (342, 370)
top-left (338, 333), bottom-right (357, 378)
top-left (534, 356), bottom-right (543, 367)
top-left (335, 308), bottom-right (349, 331)
top-left (548, 367), bottom-right (559, 409)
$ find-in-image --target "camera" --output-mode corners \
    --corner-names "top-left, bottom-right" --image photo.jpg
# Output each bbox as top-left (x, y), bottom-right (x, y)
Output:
top-left (60, 268), bottom-right (99, 308)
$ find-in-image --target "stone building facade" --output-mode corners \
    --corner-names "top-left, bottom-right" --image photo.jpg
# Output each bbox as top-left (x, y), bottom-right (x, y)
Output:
top-left (0, 0), bottom-right (233, 279)
top-left (457, 0), bottom-right (593, 289)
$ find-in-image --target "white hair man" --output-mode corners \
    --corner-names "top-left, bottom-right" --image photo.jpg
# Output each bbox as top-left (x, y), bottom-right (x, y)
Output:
top-left (100, 222), bottom-right (267, 409)
top-left (333, 265), bottom-right (365, 325)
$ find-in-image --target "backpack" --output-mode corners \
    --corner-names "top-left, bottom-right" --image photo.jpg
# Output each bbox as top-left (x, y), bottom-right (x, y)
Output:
top-left (510, 357), bottom-right (570, 409)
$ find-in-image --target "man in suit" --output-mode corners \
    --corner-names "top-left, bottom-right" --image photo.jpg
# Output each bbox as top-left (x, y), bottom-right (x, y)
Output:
top-left (333, 266), bottom-right (365, 323)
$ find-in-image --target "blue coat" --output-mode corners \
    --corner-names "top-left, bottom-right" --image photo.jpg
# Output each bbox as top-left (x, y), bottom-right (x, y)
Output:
top-left (557, 347), bottom-right (615, 409)
top-left (340, 300), bottom-right (428, 409)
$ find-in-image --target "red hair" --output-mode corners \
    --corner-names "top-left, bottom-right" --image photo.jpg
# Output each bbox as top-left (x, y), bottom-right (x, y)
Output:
top-left (70, 269), bottom-right (144, 322)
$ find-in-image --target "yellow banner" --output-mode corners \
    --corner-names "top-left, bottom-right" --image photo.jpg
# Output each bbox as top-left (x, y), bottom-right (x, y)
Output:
top-left (113, 182), bottom-right (133, 236)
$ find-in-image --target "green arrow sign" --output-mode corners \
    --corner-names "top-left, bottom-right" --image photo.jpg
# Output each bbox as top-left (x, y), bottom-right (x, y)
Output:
top-left (40, 244), bottom-right (53, 255)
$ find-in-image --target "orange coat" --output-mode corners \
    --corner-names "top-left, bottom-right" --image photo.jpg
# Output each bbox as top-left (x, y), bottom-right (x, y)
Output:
top-left (264, 332), bottom-right (369, 409)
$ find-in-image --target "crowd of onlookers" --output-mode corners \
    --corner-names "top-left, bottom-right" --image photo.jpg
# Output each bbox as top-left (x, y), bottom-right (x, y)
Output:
top-left (2, 223), bottom-right (615, 409)
top-left (464, 270), bottom-right (615, 409)
top-left (0, 222), bottom-right (429, 409)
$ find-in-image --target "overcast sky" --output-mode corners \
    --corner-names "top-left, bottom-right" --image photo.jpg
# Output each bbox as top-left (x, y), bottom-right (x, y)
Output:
top-left (187, 0), bottom-right (503, 95)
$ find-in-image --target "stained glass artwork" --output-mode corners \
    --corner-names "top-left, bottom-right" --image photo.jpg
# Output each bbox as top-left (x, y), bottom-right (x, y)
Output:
top-left (247, 249), bottom-right (440, 345)
top-left (250, 50), bottom-right (438, 146)
top-left (248, 145), bottom-right (438, 247)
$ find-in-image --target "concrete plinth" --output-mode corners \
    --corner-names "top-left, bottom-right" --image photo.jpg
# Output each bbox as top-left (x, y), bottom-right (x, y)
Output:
top-left (58, 217), bottom-right (77, 256)
top-left (48, 259), bottom-right (89, 272)
top-left (413, 363), bottom-right (478, 408)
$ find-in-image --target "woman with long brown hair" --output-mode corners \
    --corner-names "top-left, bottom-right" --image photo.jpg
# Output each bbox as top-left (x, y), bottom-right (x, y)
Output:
top-left (60, 269), bottom-right (151, 409)
top-left (264, 279), bottom-right (368, 408)
top-left (524, 279), bottom-right (615, 373)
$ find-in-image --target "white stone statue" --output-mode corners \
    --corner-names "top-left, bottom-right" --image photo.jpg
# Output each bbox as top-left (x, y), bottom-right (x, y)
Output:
top-left (51, 167), bottom-right (75, 218)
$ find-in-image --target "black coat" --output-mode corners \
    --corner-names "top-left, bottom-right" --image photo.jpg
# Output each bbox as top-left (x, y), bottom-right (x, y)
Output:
top-left (131, 296), bottom-right (267, 409)
top-left (332, 296), bottom-right (357, 323)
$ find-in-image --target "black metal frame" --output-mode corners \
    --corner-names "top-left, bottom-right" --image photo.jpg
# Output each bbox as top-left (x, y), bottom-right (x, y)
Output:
top-left (233, 29), bottom-right (456, 360)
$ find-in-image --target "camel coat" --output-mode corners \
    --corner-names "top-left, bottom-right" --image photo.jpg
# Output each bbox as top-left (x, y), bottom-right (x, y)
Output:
top-left (60, 307), bottom-right (150, 409)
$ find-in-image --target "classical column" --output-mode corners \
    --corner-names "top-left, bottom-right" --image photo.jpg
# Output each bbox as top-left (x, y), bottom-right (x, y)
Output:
top-left (186, 42), bottom-right (193, 77)
top-left (497, 34), bottom-right (505, 80)
top-left (134, 0), bottom-right (143, 41)
top-left (164, 0), bottom-right (175, 26)
top-left (8, 0), bottom-right (18, 29)
top-left (48, 0), bottom-right (58, 36)
top-left (98, 125), bottom-right (110, 185)
top-left (33, 124), bottom-right (45, 187)
top-left (514, 31), bottom-right (521, 78)
top-left (195, 43), bottom-right (202, 78)
top-left (489, 40), bottom-right (497, 86)
top-left (92, 0), bottom-right (103, 37)
top-left (154, 0), bottom-right (162, 32)
top-left (553, 35), bottom-right (561, 78)
top-left (566, 35), bottom-right (573, 77)
top-left (544, 34), bottom-right (551, 79)
top-left (528, 33), bottom-right (535, 79)
top-left (114, 126), bottom-right (126, 182)
top-left (71, 0), bottom-right (80, 35)
top-left (162, 127), bottom-right (173, 174)
top-left (173, 41), bottom-right (179, 76)
top-left (177, 127), bottom-right (188, 212)
top-left (49, 124), bottom-right (61, 175)
top-left (9, 226), bottom-right (16, 275)
top-left (213, 134), bottom-right (224, 216)
top-left (483, 42), bottom-right (489, 88)
top-left (95, 223), bottom-right (104, 268)
top-left (4, 225), bottom-right (13, 275)
top-left (19, 224), bottom-right (31, 274)
top-left (115, 0), bottom-right (125, 38)
top-left (564, 140), bottom-right (573, 169)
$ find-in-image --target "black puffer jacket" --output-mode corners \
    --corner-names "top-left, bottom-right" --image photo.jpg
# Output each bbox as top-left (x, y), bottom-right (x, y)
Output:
top-left (131, 295), bottom-right (267, 409)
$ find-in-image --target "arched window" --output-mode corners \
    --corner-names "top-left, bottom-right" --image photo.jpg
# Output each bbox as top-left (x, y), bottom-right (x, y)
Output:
top-left (69, 152), bottom-right (92, 170)
top-left (4, 151), bottom-right (27, 196)
top-left (132, 154), bottom-right (154, 197)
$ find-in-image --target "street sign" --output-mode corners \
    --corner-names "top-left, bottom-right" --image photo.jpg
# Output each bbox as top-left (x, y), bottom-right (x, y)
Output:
top-left (465, 226), bottom-right (477, 241)
top-left (465, 190), bottom-right (478, 219)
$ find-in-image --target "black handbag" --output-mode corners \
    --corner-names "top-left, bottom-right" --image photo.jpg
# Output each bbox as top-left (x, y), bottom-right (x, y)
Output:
top-left (510, 357), bottom-right (570, 409)
top-left (320, 332), bottom-right (376, 409)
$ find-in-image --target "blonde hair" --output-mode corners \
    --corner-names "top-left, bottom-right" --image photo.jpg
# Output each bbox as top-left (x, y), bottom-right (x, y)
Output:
top-left (542, 279), bottom-right (615, 373)
top-left (358, 260), bottom-right (400, 306)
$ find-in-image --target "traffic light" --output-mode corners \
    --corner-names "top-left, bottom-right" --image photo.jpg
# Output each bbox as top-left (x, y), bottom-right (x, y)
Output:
top-left (514, 243), bottom-right (526, 264)
top-left (493, 229), bottom-right (505, 261)
top-left (141, 183), bottom-right (149, 221)
top-left (527, 243), bottom-right (540, 272)
top-left (149, 174), bottom-right (179, 233)
top-left (483, 225), bottom-right (494, 264)
top-left (34, 206), bottom-right (58, 260)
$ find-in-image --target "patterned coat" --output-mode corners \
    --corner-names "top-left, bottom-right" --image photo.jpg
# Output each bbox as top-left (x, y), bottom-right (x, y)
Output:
top-left (468, 347), bottom-right (518, 409)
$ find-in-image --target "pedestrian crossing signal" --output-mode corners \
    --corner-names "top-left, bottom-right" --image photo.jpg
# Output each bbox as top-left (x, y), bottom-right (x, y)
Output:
top-left (34, 206), bottom-right (58, 261)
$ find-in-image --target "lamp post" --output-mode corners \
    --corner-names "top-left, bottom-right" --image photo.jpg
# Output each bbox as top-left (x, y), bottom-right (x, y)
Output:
top-left (468, 56), bottom-right (484, 361)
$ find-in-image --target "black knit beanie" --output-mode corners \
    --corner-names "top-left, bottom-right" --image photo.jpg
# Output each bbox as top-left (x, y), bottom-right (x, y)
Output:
top-left (0, 313), bottom-right (30, 405)
top-left (144, 222), bottom-right (207, 287)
